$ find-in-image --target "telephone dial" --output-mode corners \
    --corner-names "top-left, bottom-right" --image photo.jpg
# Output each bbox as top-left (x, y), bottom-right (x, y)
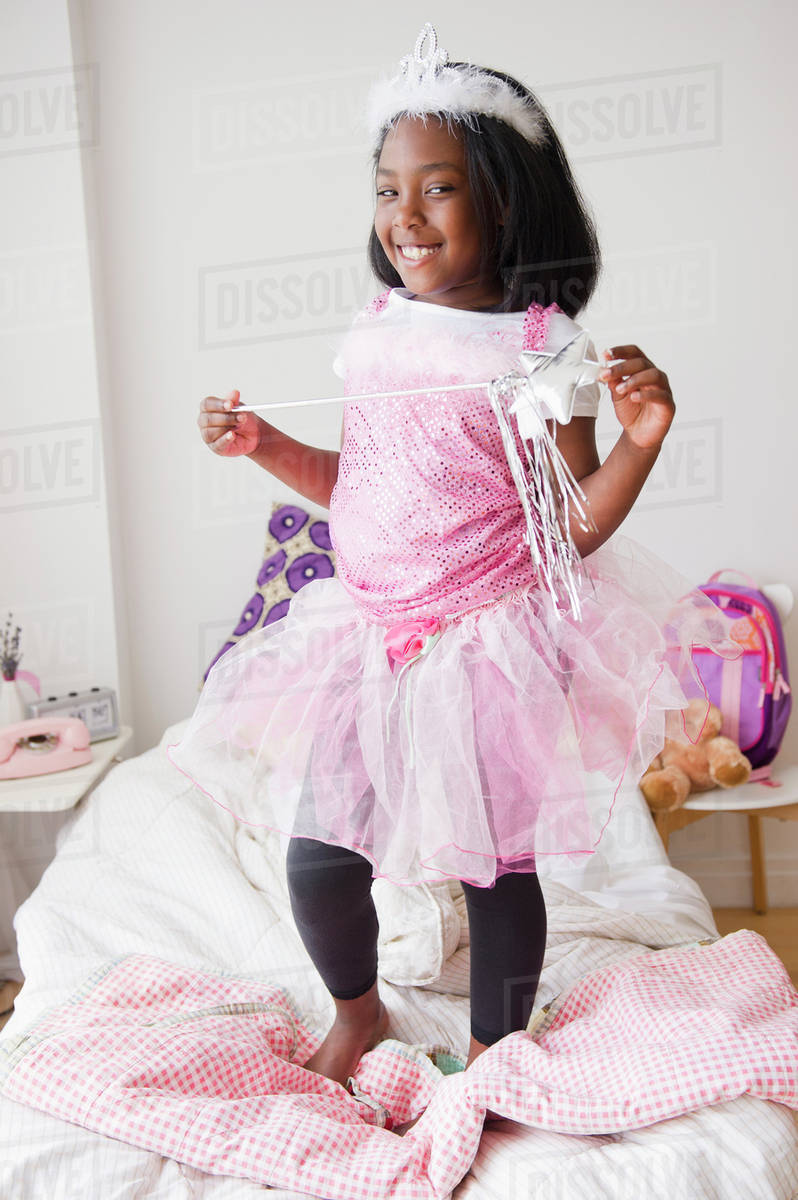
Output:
top-left (0, 717), bottom-right (93, 780)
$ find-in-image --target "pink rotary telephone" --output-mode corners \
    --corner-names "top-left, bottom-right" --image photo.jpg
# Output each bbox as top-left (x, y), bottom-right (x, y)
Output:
top-left (0, 717), bottom-right (93, 780)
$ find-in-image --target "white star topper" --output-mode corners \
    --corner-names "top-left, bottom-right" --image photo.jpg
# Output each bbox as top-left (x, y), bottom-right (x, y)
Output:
top-left (512, 329), bottom-right (603, 432)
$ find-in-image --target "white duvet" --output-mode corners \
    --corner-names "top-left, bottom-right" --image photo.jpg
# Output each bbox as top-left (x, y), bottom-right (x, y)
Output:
top-left (1, 722), bottom-right (796, 1199)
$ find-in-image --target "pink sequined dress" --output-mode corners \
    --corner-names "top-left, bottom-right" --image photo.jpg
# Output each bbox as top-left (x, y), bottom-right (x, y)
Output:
top-left (169, 288), bottom-right (738, 887)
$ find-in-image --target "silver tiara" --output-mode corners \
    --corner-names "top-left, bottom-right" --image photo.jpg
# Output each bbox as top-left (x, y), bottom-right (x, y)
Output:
top-left (366, 24), bottom-right (547, 147)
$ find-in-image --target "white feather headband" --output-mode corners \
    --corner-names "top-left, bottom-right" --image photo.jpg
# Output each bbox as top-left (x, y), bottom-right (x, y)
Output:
top-left (366, 24), bottom-right (548, 148)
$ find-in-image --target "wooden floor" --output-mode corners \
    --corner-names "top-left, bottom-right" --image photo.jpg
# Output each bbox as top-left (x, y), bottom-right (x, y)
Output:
top-left (712, 906), bottom-right (798, 988)
top-left (1, 908), bottom-right (796, 1035)
top-left (0, 980), bottom-right (22, 1034)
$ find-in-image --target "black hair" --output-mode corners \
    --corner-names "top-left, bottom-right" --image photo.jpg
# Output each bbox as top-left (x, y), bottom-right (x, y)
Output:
top-left (367, 65), bottom-right (601, 317)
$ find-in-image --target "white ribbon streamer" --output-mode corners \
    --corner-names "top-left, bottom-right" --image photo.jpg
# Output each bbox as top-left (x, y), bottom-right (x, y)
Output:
top-left (488, 371), bottom-right (597, 622)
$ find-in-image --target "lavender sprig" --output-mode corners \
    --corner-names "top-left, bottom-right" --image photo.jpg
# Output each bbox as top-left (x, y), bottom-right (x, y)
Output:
top-left (1, 612), bottom-right (22, 681)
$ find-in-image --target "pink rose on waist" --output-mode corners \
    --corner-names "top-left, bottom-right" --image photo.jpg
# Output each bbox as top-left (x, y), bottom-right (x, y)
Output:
top-left (384, 617), bottom-right (442, 667)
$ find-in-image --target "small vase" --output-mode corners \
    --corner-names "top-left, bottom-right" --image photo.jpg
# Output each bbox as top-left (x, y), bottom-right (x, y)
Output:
top-left (0, 676), bottom-right (28, 728)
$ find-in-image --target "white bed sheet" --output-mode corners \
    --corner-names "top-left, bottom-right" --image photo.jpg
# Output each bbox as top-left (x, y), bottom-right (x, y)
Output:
top-left (1, 721), bottom-right (796, 1199)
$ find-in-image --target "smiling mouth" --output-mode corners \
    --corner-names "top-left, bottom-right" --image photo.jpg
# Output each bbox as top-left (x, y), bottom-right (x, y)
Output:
top-left (397, 244), bottom-right (442, 263)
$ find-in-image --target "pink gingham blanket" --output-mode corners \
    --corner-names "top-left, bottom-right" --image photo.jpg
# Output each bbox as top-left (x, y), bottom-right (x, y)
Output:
top-left (1, 932), bottom-right (796, 1200)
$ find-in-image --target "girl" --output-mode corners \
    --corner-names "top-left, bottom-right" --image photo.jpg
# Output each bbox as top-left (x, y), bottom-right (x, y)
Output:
top-left (172, 27), bottom-right (733, 1111)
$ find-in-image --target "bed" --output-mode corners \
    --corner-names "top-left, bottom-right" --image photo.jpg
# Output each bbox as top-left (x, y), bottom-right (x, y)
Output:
top-left (1, 711), bottom-right (796, 1199)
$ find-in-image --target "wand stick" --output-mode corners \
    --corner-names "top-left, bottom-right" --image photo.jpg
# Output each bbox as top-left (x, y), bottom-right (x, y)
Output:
top-left (233, 380), bottom-right (495, 413)
top-left (230, 358), bottom-right (621, 414)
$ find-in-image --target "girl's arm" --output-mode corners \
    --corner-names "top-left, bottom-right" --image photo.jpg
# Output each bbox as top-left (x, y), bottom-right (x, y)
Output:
top-left (198, 391), bottom-right (342, 510)
top-left (246, 422), bottom-right (340, 510)
top-left (552, 343), bottom-right (675, 558)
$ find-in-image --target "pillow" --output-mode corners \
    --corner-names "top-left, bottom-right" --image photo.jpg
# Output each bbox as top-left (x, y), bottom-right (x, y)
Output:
top-left (203, 501), bottom-right (336, 682)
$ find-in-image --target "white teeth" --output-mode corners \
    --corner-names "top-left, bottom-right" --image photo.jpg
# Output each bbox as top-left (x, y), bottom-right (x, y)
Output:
top-left (399, 245), bottom-right (440, 260)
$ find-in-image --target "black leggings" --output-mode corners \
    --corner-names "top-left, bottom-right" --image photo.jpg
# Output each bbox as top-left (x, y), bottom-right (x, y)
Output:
top-left (285, 837), bottom-right (547, 1046)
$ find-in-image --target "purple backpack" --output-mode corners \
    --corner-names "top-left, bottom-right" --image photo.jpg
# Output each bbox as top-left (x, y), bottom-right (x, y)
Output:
top-left (681, 570), bottom-right (792, 769)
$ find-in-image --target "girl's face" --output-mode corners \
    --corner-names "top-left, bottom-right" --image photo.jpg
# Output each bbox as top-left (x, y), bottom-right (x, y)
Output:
top-left (374, 117), bottom-right (503, 310)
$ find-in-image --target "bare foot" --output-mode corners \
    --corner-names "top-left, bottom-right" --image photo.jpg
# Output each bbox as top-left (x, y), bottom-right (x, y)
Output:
top-left (465, 1035), bottom-right (504, 1124)
top-left (465, 1033), bottom-right (490, 1069)
top-left (302, 996), bottom-right (390, 1088)
top-left (395, 1037), bottom-right (502, 1134)
top-left (394, 1110), bottom-right (425, 1136)
top-left (395, 1102), bottom-right (504, 1136)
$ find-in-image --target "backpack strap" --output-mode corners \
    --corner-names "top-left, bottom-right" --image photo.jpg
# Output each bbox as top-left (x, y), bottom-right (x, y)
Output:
top-left (707, 568), bottom-right (759, 588)
top-left (522, 301), bottom-right (564, 352)
top-left (720, 653), bottom-right (745, 745)
top-left (749, 766), bottom-right (781, 786)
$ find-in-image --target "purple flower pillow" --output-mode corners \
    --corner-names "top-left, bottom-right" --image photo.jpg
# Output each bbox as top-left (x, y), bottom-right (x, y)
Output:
top-left (203, 501), bottom-right (335, 682)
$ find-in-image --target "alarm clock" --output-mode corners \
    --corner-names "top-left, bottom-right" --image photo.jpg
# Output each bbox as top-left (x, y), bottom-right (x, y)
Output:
top-left (28, 686), bottom-right (119, 743)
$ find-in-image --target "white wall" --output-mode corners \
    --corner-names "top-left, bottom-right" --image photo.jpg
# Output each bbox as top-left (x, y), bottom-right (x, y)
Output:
top-left (0, 0), bottom-right (126, 974)
top-left (1, 0), bottom-right (123, 713)
top-left (7, 0), bottom-right (798, 906)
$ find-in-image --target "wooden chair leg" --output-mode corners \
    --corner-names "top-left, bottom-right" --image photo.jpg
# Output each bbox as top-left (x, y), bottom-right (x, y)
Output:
top-left (652, 811), bottom-right (670, 853)
top-left (748, 814), bottom-right (768, 915)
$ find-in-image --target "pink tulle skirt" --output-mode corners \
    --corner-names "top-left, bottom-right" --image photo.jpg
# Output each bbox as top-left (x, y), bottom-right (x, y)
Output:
top-left (167, 534), bottom-right (739, 888)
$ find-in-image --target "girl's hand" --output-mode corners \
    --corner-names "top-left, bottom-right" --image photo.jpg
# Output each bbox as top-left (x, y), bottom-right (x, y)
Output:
top-left (198, 390), bottom-right (261, 456)
top-left (598, 345), bottom-right (675, 451)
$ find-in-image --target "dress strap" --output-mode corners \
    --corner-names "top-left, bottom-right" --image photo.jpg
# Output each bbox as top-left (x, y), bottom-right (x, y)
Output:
top-left (358, 289), bottom-right (393, 321)
top-left (521, 301), bottom-right (564, 352)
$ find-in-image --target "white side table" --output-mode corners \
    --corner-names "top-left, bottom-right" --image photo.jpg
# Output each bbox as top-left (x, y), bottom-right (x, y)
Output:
top-left (0, 727), bottom-right (133, 982)
top-left (649, 763), bottom-right (798, 914)
top-left (0, 727), bottom-right (133, 813)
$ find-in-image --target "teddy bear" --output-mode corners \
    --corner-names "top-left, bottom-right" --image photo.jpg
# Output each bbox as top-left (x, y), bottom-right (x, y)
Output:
top-left (639, 698), bottom-right (752, 812)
